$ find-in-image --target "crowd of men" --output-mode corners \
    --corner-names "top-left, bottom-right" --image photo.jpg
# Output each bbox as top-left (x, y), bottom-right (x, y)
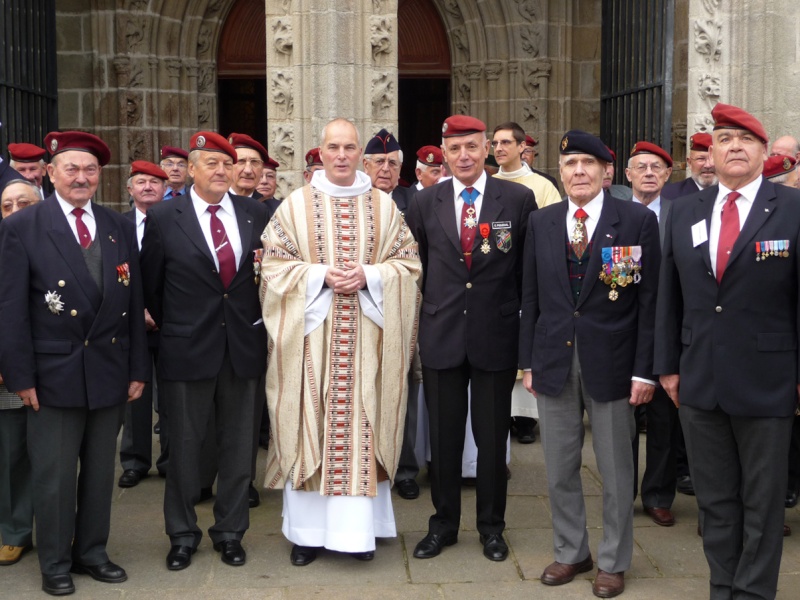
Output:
top-left (1, 104), bottom-right (800, 600)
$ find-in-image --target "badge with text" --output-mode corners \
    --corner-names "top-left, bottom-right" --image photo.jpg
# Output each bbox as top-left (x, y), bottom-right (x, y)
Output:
top-left (479, 223), bottom-right (491, 254)
top-left (116, 262), bottom-right (131, 286)
top-left (755, 240), bottom-right (790, 261)
top-left (598, 245), bottom-right (642, 301)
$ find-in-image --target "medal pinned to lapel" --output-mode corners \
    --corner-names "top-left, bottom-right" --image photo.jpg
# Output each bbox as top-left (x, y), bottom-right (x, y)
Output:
top-left (116, 262), bottom-right (131, 286)
top-left (599, 246), bottom-right (642, 301)
top-left (44, 291), bottom-right (64, 315)
top-left (253, 248), bottom-right (264, 285)
top-left (479, 223), bottom-right (491, 254)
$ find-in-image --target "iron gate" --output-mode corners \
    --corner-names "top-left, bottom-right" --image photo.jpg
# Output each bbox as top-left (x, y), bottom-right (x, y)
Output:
top-left (601, 0), bottom-right (674, 183)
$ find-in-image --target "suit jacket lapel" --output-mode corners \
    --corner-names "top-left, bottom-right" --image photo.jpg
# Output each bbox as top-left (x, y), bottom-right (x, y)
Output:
top-left (658, 196), bottom-right (671, 245)
top-left (726, 180), bottom-right (776, 269)
top-left (174, 193), bottom-right (217, 269)
top-left (546, 201), bottom-right (574, 304)
top-left (433, 180), bottom-right (462, 255)
top-left (577, 195), bottom-right (619, 309)
top-left (45, 197), bottom-right (102, 310)
top-left (692, 187), bottom-right (716, 275)
top-left (234, 200), bottom-right (255, 274)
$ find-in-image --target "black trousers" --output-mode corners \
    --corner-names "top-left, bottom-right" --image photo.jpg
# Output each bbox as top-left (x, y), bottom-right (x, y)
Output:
top-left (423, 362), bottom-right (516, 536)
top-left (27, 403), bottom-right (125, 575)
top-left (162, 353), bottom-right (258, 548)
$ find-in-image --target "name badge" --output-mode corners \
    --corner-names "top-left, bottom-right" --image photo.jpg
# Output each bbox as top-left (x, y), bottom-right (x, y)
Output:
top-left (492, 221), bottom-right (511, 229)
top-left (691, 220), bottom-right (708, 247)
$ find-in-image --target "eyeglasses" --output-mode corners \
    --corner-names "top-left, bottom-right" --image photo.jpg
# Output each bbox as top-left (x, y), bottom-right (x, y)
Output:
top-left (236, 158), bottom-right (264, 168)
top-left (631, 163), bottom-right (666, 174)
top-left (369, 157), bottom-right (401, 170)
top-left (490, 139), bottom-right (516, 148)
top-left (161, 161), bottom-right (187, 170)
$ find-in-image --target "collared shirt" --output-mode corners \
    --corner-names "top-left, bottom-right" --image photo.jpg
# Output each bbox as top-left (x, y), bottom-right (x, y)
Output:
top-left (56, 193), bottom-right (96, 245)
top-left (709, 176), bottom-right (761, 278)
top-left (163, 186), bottom-right (186, 199)
top-left (633, 195), bottom-right (661, 222)
top-left (452, 170), bottom-right (488, 232)
top-left (415, 181), bottom-right (423, 191)
top-left (190, 187), bottom-right (243, 272)
top-left (565, 190), bottom-right (604, 241)
top-left (134, 207), bottom-right (147, 250)
top-left (228, 187), bottom-right (255, 199)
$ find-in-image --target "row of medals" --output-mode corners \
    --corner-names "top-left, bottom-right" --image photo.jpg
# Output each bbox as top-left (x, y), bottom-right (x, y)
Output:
top-left (756, 240), bottom-right (790, 261)
top-left (599, 260), bottom-right (642, 301)
top-left (464, 207), bottom-right (492, 254)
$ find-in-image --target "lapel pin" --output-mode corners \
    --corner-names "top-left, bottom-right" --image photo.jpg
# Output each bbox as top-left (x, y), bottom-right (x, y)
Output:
top-left (109, 235), bottom-right (116, 243)
top-left (606, 234), bottom-right (613, 238)
top-left (765, 208), bottom-right (770, 212)
top-left (247, 219), bottom-right (252, 224)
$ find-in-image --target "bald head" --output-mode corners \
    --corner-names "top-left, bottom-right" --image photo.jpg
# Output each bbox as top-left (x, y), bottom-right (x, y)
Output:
top-left (770, 135), bottom-right (800, 160)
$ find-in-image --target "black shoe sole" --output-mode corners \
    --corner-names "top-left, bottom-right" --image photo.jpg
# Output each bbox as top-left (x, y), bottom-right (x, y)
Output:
top-left (69, 564), bottom-right (127, 583)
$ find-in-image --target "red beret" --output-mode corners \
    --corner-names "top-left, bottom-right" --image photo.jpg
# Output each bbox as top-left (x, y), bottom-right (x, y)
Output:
top-left (8, 142), bottom-right (46, 162)
top-left (44, 131), bottom-right (111, 166)
top-left (689, 133), bottom-right (712, 152)
top-left (711, 102), bottom-right (768, 144)
top-left (227, 133), bottom-right (268, 162)
top-left (441, 115), bottom-right (486, 138)
top-left (416, 145), bottom-right (443, 166)
top-left (190, 131), bottom-right (237, 161)
top-left (264, 156), bottom-right (279, 170)
top-left (607, 147), bottom-right (617, 162)
top-left (160, 145), bottom-right (188, 160)
top-left (630, 141), bottom-right (673, 168)
top-left (129, 160), bottom-right (168, 180)
top-left (524, 135), bottom-right (538, 147)
top-left (763, 155), bottom-right (797, 179)
top-left (305, 147), bottom-right (322, 167)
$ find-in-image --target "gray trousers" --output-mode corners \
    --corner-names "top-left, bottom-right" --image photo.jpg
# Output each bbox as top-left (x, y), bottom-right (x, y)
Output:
top-left (681, 404), bottom-right (792, 600)
top-left (537, 351), bottom-right (635, 574)
top-left (162, 353), bottom-right (257, 548)
top-left (27, 403), bottom-right (125, 575)
top-left (0, 407), bottom-right (33, 547)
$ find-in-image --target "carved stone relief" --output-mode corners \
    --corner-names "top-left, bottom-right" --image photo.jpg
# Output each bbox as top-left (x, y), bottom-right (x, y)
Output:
top-left (522, 61), bottom-right (551, 98)
top-left (272, 19), bottom-right (293, 56)
top-left (520, 25), bottom-right (542, 58)
top-left (371, 72), bottom-right (394, 118)
top-left (276, 175), bottom-right (291, 200)
top-left (271, 72), bottom-right (294, 118)
top-left (166, 59), bottom-right (182, 80)
top-left (122, 16), bottom-right (147, 53)
top-left (198, 64), bottom-right (215, 94)
top-left (370, 17), bottom-right (392, 60)
top-left (125, 0), bottom-right (148, 11)
top-left (697, 73), bottom-right (720, 108)
top-left (515, 0), bottom-right (542, 22)
top-left (484, 62), bottom-right (503, 81)
top-left (197, 24), bottom-right (213, 56)
top-left (198, 97), bottom-right (212, 126)
top-left (128, 131), bottom-right (146, 160)
top-left (451, 26), bottom-right (468, 54)
top-left (271, 126), bottom-right (295, 165)
top-left (125, 92), bottom-right (143, 126)
top-left (693, 20), bottom-right (722, 63)
top-left (443, 0), bottom-right (462, 20)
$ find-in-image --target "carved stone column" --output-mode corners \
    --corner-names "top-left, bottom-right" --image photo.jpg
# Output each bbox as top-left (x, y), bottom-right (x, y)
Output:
top-left (266, 0), bottom-right (399, 192)
top-left (687, 0), bottom-right (799, 147)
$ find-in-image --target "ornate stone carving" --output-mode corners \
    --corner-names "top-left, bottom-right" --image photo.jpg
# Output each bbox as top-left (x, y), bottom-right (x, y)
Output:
top-left (125, 0), bottom-right (148, 11)
top-left (465, 64), bottom-right (482, 80)
top-left (484, 62), bottom-right (503, 81)
top-left (452, 26), bottom-right (468, 53)
top-left (693, 19), bottom-right (722, 63)
top-left (122, 16), bottom-right (146, 53)
top-left (701, 0), bottom-right (720, 13)
top-left (522, 61), bottom-right (551, 98)
top-left (127, 61), bottom-right (145, 88)
top-left (372, 0), bottom-right (384, 11)
top-left (207, 0), bottom-right (225, 14)
top-left (370, 17), bottom-right (392, 60)
top-left (453, 66), bottom-right (470, 114)
top-left (128, 132), bottom-right (146, 160)
top-left (272, 19), bottom-right (293, 56)
top-left (443, 0), bottom-right (462, 20)
top-left (515, 0), bottom-right (542, 22)
top-left (520, 25), bottom-right (543, 58)
top-left (166, 59), bottom-right (182, 80)
top-left (697, 73), bottom-right (721, 107)
top-left (271, 125), bottom-right (295, 164)
top-left (521, 102), bottom-right (540, 126)
top-left (198, 24), bottom-right (213, 56)
top-left (185, 60), bottom-right (199, 79)
top-left (125, 92), bottom-right (143, 126)
top-left (198, 97), bottom-right (212, 125)
top-left (198, 64), bottom-right (215, 93)
top-left (271, 72), bottom-right (294, 118)
top-left (371, 72), bottom-right (394, 118)
top-left (276, 174), bottom-right (291, 200)
top-left (507, 61), bottom-right (519, 75)
top-left (693, 114), bottom-right (715, 134)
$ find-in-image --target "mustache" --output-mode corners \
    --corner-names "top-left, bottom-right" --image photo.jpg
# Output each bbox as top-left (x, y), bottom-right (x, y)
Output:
top-left (69, 182), bottom-right (91, 190)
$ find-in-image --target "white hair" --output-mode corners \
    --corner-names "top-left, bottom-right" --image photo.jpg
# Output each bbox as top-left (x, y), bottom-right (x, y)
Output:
top-left (416, 161), bottom-right (428, 172)
top-left (363, 149), bottom-right (404, 163)
top-left (10, 159), bottom-right (45, 169)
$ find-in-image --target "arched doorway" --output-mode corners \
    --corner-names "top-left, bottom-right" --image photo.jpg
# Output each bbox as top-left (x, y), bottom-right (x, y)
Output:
top-left (398, 0), bottom-right (451, 183)
top-left (217, 0), bottom-right (267, 139)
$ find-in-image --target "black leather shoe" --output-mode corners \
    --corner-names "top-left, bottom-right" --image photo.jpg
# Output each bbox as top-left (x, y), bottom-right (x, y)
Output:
top-left (351, 550), bottom-right (374, 561)
top-left (118, 469), bottom-right (147, 488)
top-left (515, 417), bottom-right (537, 444)
top-left (479, 533), bottom-right (508, 561)
top-left (41, 573), bottom-right (75, 596)
top-left (290, 544), bottom-right (319, 566)
top-left (786, 488), bottom-right (799, 508)
top-left (70, 561), bottom-right (127, 583)
top-left (214, 540), bottom-right (246, 566)
top-left (395, 478), bottom-right (420, 499)
top-left (166, 545), bottom-right (195, 571)
top-left (676, 475), bottom-right (695, 496)
top-left (413, 532), bottom-right (458, 559)
top-left (249, 483), bottom-right (260, 508)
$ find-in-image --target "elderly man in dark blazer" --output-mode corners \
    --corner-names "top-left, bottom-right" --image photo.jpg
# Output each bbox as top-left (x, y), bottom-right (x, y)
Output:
top-left (140, 131), bottom-right (268, 572)
top-left (656, 103), bottom-right (800, 600)
top-left (0, 131), bottom-right (148, 596)
top-left (407, 115), bottom-right (536, 562)
top-left (661, 133), bottom-right (717, 201)
top-left (519, 130), bottom-right (660, 598)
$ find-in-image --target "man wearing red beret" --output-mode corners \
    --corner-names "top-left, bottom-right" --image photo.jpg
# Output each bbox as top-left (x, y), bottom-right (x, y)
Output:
top-left (302, 147), bottom-right (323, 183)
top-left (255, 155), bottom-right (281, 217)
top-left (159, 146), bottom-right (189, 200)
top-left (140, 131), bottom-right (269, 571)
top-left (0, 130), bottom-right (149, 595)
top-left (8, 143), bottom-right (47, 199)
top-left (656, 103), bottom-right (800, 600)
top-left (407, 115), bottom-right (536, 562)
top-left (662, 133), bottom-right (717, 201)
top-left (414, 145), bottom-right (444, 190)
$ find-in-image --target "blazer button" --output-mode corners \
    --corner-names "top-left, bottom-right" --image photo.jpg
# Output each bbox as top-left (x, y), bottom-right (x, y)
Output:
top-left (223, 293), bottom-right (229, 299)
top-left (70, 309), bottom-right (77, 317)
top-left (566, 341), bottom-right (573, 347)
top-left (221, 322), bottom-right (226, 327)
top-left (122, 312), bottom-right (127, 317)
top-left (84, 340), bottom-right (89, 347)
top-left (573, 311), bottom-right (580, 318)
top-left (111, 337), bottom-right (117, 344)
top-left (715, 306), bottom-right (722, 313)
top-left (463, 310), bottom-right (467, 315)
top-left (58, 280), bottom-right (66, 287)
top-left (466, 283), bottom-right (472, 289)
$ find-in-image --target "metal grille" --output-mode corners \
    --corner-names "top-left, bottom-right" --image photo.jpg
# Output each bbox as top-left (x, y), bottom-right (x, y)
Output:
top-left (0, 0), bottom-right (58, 153)
top-left (601, 0), bottom-right (674, 183)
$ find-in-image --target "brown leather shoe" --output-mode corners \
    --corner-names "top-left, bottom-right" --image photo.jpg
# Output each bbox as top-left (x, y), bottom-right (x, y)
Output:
top-left (540, 554), bottom-right (593, 585)
top-left (0, 544), bottom-right (32, 566)
top-left (592, 570), bottom-right (625, 598)
top-left (644, 506), bottom-right (675, 527)
top-left (784, 524), bottom-right (792, 537)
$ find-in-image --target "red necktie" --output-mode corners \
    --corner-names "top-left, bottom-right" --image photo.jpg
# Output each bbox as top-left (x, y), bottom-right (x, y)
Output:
top-left (460, 187), bottom-right (478, 268)
top-left (207, 205), bottom-right (237, 288)
top-left (716, 191), bottom-right (741, 284)
top-left (571, 208), bottom-right (589, 258)
top-left (72, 208), bottom-right (92, 249)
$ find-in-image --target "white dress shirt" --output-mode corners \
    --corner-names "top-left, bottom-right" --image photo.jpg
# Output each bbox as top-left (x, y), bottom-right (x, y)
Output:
top-left (633, 195), bottom-right (661, 222)
top-left (708, 176), bottom-right (761, 278)
top-left (134, 207), bottom-right (147, 250)
top-left (56, 194), bottom-right (96, 245)
top-left (452, 170), bottom-right (487, 232)
top-left (565, 190), bottom-right (604, 240)
top-left (190, 187), bottom-right (243, 272)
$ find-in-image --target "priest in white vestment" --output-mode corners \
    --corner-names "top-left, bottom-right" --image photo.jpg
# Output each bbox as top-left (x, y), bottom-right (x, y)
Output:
top-left (260, 118), bottom-right (421, 566)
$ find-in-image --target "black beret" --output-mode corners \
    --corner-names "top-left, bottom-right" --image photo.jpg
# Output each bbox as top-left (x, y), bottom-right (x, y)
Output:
top-left (365, 129), bottom-right (401, 154)
top-left (559, 130), bottom-right (613, 162)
